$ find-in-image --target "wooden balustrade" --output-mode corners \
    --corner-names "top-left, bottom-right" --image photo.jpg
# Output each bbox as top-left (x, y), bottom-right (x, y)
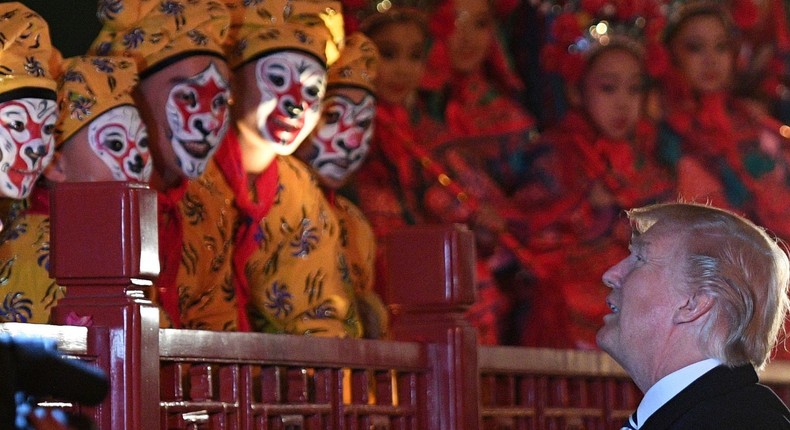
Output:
top-left (2, 181), bottom-right (789, 429)
top-left (48, 181), bottom-right (161, 430)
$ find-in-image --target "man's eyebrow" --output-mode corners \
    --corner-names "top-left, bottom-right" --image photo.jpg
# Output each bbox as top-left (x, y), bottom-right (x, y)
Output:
top-left (629, 236), bottom-right (648, 251)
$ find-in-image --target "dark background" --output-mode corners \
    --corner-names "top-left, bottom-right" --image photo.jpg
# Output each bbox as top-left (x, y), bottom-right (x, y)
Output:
top-left (5, 1), bottom-right (101, 57)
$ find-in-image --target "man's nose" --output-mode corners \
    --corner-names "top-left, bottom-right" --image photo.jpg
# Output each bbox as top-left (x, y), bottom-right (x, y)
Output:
top-left (601, 263), bottom-right (624, 289)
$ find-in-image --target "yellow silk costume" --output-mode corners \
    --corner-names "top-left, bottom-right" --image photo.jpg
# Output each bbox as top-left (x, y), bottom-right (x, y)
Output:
top-left (331, 194), bottom-right (386, 339)
top-left (178, 132), bottom-right (361, 337)
top-left (0, 191), bottom-right (63, 323)
top-left (0, 3), bottom-right (59, 324)
top-left (175, 163), bottom-right (239, 331)
top-left (245, 156), bottom-right (361, 337)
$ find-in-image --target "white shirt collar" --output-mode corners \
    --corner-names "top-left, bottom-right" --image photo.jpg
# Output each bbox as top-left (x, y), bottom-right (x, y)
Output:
top-left (634, 358), bottom-right (722, 428)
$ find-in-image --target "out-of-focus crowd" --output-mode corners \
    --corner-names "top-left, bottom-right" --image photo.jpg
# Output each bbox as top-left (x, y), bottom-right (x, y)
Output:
top-left (0, 0), bottom-right (789, 357)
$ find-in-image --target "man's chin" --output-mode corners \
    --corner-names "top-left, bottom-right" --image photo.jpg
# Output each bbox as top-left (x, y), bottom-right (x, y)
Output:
top-left (594, 333), bottom-right (609, 354)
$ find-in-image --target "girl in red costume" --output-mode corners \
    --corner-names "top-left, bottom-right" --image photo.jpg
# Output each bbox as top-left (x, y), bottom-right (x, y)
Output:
top-left (353, 8), bottom-right (514, 344)
top-left (655, 1), bottom-right (790, 360)
top-left (657, 2), bottom-right (790, 243)
top-left (354, 8), bottom-right (431, 241)
top-left (417, 0), bottom-right (551, 345)
top-left (527, 5), bottom-right (674, 349)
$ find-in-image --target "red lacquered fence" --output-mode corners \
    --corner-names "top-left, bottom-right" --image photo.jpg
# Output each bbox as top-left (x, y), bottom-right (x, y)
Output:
top-left (2, 181), bottom-right (789, 430)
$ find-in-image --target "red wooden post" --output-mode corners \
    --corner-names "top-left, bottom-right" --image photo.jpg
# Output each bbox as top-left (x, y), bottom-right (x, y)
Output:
top-left (385, 224), bottom-right (480, 430)
top-left (48, 181), bottom-right (160, 430)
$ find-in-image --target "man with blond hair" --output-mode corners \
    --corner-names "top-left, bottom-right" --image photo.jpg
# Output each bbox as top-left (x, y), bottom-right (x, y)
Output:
top-left (598, 202), bottom-right (790, 429)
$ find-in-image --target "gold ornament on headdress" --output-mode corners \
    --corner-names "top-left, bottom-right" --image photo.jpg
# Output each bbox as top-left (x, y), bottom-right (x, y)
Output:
top-left (55, 56), bottom-right (139, 146)
top-left (328, 32), bottom-right (378, 94)
top-left (223, 0), bottom-right (344, 69)
top-left (0, 2), bottom-right (58, 101)
top-left (91, 0), bottom-right (230, 77)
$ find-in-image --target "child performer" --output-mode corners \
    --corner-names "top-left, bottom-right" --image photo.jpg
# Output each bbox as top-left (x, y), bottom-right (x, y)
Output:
top-left (528, 6), bottom-right (674, 349)
top-left (0, 53), bottom-right (151, 324)
top-left (182, 0), bottom-right (361, 336)
top-left (0, 2), bottom-right (60, 323)
top-left (657, 1), bottom-right (790, 243)
top-left (295, 32), bottom-right (389, 339)
top-left (354, 8), bottom-right (431, 242)
top-left (90, 0), bottom-right (234, 329)
top-left (354, 8), bottom-right (513, 344)
top-left (656, 1), bottom-right (790, 360)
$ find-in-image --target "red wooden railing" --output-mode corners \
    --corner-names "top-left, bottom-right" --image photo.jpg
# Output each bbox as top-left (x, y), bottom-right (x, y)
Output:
top-left (2, 181), bottom-right (789, 429)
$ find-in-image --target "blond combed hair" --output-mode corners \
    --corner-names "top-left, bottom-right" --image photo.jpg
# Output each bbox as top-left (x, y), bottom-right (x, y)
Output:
top-left (628, 202), bottom-right (790, 370)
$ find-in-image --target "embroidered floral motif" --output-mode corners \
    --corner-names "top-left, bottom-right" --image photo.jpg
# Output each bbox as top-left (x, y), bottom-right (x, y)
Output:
top-left (290, 218), bottom-right (318, 257)
top-left (91, 57), bottom-right (115, 74)
top-left (123, 28), bottom-right (146, 49)
top-left (62, 70), bottom-right (85, 83)
top-left (160, 1), bottom-right (186, 30)
top-left (182, 193), bottom-right (206, 225)
top-left (97, 0), bottom-right (123, 21)
top-left (24, 56), bottom-right (44, 77)
top-left (187, 29), bottom-right (208, 46)
top-left (68, 92), bottom-right (95, 121)
top-left (265, 282), bottom-right (293, 317)
top-left (1, 292), bottom-right (32, 322)
top-left (310, 300), bottom-right (336, 319)
top-left (94, 41), bottom-right (113, 56)
top-left (3, 219), bottom-right (27, 242)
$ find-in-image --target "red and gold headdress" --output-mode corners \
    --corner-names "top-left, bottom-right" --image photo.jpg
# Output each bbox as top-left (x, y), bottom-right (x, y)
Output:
top-left (540, 0), bottom-right (667, 85)
top-left (416, 0), bottom-right (525, 92)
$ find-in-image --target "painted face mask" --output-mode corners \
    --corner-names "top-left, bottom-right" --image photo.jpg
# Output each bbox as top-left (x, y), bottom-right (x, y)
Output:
top-left (0, 98), bottom-right (57, 199)
top-left (305, 92), bottom-right (375, 185)
top-left (88, 105), bottom-right (151, 182)
top-left (166, 62), bottom-right (231, 178)
top-left (255, 51), bottom-right (327, 155)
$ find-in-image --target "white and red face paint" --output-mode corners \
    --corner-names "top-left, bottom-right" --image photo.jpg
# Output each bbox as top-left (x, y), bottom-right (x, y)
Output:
top-left (305, 92), bottom-right (375, 187)
top-left (88, 105), bottom-right (151, 182)
top-left (255, 51), bottom-right (327, 155)
top-left (165, 62), bottom-right (231, 178)
top-left (0, 98), bottom-right (56, 199)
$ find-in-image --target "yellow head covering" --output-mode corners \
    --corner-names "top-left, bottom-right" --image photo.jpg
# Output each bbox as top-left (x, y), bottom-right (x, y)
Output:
top-left (0, 2), bottom-right (58, 102)
top-left (91, 0), bottom-right (230, 78)
top-left (55, 56), bottom-right (139, 146)
top-left (328, 32), bottom-right (378, 94)
top-left (224, 0), bottom-right (344, 70)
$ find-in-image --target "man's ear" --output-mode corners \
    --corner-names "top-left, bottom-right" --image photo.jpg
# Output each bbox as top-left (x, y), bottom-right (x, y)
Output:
top-left (673, 291), bottom-right (715, 324)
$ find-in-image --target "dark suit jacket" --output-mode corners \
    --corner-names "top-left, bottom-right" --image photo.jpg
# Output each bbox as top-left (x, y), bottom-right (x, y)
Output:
top-left (641, 364), bottom-right (790, 429)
